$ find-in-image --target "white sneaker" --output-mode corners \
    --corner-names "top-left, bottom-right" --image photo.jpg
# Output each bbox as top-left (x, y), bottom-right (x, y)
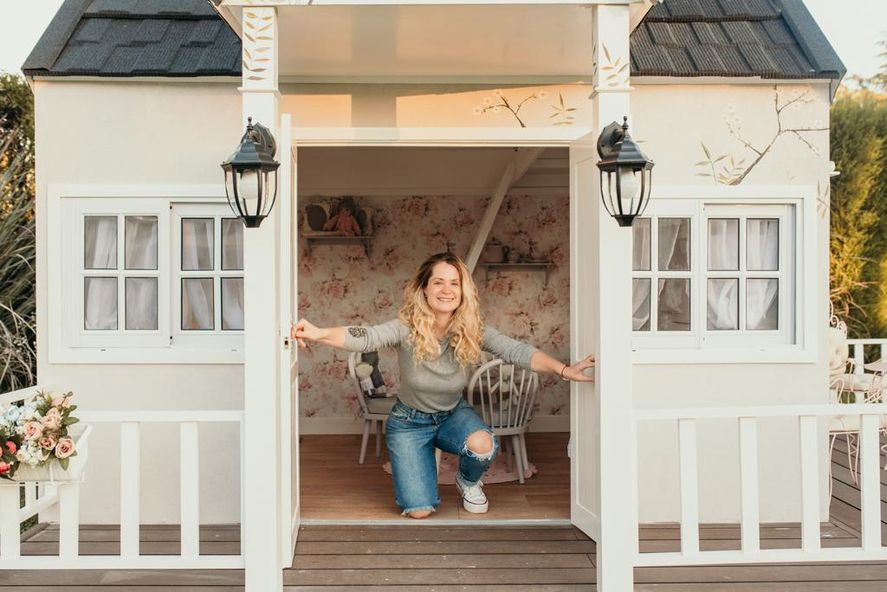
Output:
top-left (455, 474), bottom-right (488, 514)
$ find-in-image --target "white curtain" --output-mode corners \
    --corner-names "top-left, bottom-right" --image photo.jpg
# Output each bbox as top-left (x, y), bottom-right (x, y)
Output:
top-left (747, 278), bottom-right (779, 330)
top-left (707, 278), bottom-right (738, 330)
top-left (657, 278), bottom-right (690, 331)
top-left (632, 279), bottom-right (651, 331)
top-left (182, 278), bottom-right (214, 330)
top-left (707, 218), bottom-right (739, 271)
top-left (182, 218), bottom-right (214, 271)
top-left (222, 219), bottom-right (244, 270)
top-left (125, 278), bottom-right (158, 330)
top-left (84, 277), bottom-right (117, 330)
top-left (632, 219), bottom-right (651, 271)
top-left (747, 219), bottom-right (779, 271)
top-left (84, 216), bottom-right (117, 269)
top-left (658, 218), bottom-right (690, 271)
top-left (125, 216), bottom-right (158, 270)
top-left (222, 278), bottom-right (244, 330)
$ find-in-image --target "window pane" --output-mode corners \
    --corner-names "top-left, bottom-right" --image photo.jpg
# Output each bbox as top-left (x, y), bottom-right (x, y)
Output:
top-left (632, 278), bottom-right (651, 331)
top-left (125, 216), bottom-right (158, 270)
top-left (657, 278), bottom-right (691, 331)
top-left (747, 219), bottom-right (779, 271)
top-left (747, 278), bottom-right (779, 330)
top-left (182, 278), bottom-right (214, 330)
top-left (84, 216), bottom-right (117, 269)
top-left (658, 218), bottom-right (690, 271)
top-left (182, 218), bottom-right (214, 271)
top-left (84, 277), bottom-right (117, 330)
top-left (222, 219), bottom-right (244, 271)
top-left (707, 278), bottom-right (738, 330)
top-left (632, 218), bottom-right (651, 272)
top-left (125, 278), bottom-right (158, 330)
top-left (708, 218), bottom-right (739, 271)
top-left (221, 278), bottom-right (244, 330)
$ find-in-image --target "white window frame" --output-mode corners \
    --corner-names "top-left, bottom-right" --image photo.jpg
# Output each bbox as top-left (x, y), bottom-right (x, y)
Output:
top-left (701, 204), bottom-right (795, 348)
top-left (48, 185), bottom-right (244, 364)
top-left (171, 203), bottom-right (244, 350)
top-left (631, 185), bottom-right (817, 365)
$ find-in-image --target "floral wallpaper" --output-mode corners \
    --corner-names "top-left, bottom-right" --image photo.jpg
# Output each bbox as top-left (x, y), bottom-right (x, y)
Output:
top-left (296, 194), bottom-right (571, 420)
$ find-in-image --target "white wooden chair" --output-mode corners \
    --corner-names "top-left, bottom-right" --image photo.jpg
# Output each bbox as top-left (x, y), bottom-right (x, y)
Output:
top-left (467, 359), bottom-right (540, 484)
top-left (827, 308), bottom-right (887, 494)
top-left (347, 351), bottom-right (397, 464)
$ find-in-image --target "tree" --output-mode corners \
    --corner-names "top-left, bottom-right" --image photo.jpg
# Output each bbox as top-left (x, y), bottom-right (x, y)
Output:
top-left (0, 73), bottom-right (35, 390)
top-left (829, 88), bottom-right (887, 338)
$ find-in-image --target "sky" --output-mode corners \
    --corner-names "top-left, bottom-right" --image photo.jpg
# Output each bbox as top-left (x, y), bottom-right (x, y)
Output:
top-left (0, 0), bottom-right (884, 80)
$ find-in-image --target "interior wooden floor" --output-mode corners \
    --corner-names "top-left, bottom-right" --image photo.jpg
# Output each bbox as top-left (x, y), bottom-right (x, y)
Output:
top-left (5, 432), bottom-right (887, 590)
top-left (300, 432), bottom-right (570, 521)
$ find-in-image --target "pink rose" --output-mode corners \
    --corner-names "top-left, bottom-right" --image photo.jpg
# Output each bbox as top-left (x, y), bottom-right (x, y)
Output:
top-left (42, 408), bottom-right (62, 430)
top-left (15, 450), bottom-right (27, 462)
top-left (23, 421), bottom-right (43, 441)
top-left (0, 462), bottom-right (9, 475)
top-left (38, 436), bottom-right (57, 450)
top-left (3, 440), bottom-right (15, 455)
top-left (54, 437), bottom-right (75, 459)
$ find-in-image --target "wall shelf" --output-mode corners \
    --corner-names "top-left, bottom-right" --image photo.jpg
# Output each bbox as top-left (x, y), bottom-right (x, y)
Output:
top-left (303, 234), bottom-right (373, 258)
top-left (478, 261), bottom-right (554, 287)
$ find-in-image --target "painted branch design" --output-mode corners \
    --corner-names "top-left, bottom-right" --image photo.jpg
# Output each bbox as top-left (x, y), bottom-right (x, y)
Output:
top-left (694, 86), bottom-right (827, 185)
top-left (473, 91), bottom-right (576, 127)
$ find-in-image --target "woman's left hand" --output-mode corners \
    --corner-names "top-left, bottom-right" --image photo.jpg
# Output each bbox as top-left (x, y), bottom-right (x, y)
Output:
top-left (562, 355), bottom-right (595, 382)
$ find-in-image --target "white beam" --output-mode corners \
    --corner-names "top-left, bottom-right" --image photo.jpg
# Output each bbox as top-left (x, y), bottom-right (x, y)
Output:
top-left (465, 148), bottom-right (543, 272)
top-left (240, 6), bottom-right (283, 592)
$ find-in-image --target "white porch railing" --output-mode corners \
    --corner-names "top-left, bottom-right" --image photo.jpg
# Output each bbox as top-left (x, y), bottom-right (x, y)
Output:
top-left (634, 403), bottom-right (887, 567)
top-left (0, 386), bottom-right (244, 570)
top-left (849, 338), bottom-right (887, 374)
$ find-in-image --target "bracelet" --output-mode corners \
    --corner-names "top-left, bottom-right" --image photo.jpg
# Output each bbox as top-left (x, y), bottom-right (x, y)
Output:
top-left (560, 364), bottom-right (569, 381)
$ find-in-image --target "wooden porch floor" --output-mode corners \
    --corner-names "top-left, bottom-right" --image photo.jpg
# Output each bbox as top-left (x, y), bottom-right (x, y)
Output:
top-left (4, 434), bottom-right (886, 590)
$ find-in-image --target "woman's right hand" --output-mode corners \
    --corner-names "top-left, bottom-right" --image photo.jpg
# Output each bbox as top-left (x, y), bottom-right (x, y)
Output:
top-left (291, 318), bottom-right (324, 348)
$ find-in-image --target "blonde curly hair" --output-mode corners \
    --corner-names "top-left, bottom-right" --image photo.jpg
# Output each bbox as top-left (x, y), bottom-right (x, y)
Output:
top-left (398, 252), bottom-right (484, 368)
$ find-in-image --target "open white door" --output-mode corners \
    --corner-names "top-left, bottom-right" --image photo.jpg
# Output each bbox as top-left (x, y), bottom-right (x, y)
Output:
top-left (277, 114), bottom-right (300, 567)
top-left (569, 131), bottom-right (602, 541)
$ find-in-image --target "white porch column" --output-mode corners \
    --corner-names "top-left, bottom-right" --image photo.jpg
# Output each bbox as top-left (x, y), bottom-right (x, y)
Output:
top-left (239, 5), bottom-right (283, 592)
top-left (591, 5), bottom-right (637, 591)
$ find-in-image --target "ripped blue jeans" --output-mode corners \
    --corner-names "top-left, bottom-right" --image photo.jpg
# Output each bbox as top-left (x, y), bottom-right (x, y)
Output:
top-left (385, 399), bottom-right (498, 515)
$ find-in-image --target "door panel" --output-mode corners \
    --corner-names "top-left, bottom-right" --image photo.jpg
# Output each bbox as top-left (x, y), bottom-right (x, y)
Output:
top-left (278, 115), bottom-right (300, 566)
top-left (570, 131), bottom-right (601, 540)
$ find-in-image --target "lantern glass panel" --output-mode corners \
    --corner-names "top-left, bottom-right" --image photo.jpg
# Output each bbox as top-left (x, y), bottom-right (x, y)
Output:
top-left (619, 167), bottom-right (642, 207)
top-left (237, 169), bottom-right (261, 214)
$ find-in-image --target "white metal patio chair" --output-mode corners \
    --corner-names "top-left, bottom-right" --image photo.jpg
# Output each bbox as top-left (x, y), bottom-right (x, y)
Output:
top-left (347, 351), bottom-right (397, 464)
top-left (827, 309), bottom-right (887, 496)
top-left (467, 358), bottom-right (540, 484)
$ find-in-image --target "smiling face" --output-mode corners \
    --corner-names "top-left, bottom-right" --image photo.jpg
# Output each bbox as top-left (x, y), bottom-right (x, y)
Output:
top-left (423, 262), bottom-right (462, 317)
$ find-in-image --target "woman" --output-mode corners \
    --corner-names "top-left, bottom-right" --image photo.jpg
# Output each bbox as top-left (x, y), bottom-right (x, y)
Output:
top-left (292, 252), bottom-right (594, 519)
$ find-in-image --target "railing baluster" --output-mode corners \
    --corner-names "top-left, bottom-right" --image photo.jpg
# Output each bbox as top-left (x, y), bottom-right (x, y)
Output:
top-left (58, 483), bottom-right (80, 558)
top-left (853, 344), bottom-right (865, 376)
top-left (739, 417), bottom-right (760, 553)
top-left (24, 482), bottom-right (36, 507)
top-left (799, 415), bottom-right (820, 551)
top-left (120, 422), bottom-right (141, 558)
top-left (678, 418), bottom-right (699, 555)
top-left (859, 413), bottom-right (881, 551)
top-left (180, 422), bottom-right (200, 558)
top-left (0, 485), bottom-right (21, 558)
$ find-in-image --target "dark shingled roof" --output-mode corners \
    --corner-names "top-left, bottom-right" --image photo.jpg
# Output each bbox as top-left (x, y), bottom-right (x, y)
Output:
top-left (631, 0), bottom-right (845, 81)
top-left (24, 0), bottom-right (843, 85)
top-left (22, 0), bottom-right (241, 78)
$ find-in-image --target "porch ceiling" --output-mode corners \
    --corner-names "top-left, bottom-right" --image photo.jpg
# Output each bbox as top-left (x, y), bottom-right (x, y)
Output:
top-left (248, 5), bottom-right (596, 78)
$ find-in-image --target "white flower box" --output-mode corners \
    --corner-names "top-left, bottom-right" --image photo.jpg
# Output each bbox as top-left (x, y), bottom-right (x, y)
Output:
top-left (4, 424), bottom-right (93, 484)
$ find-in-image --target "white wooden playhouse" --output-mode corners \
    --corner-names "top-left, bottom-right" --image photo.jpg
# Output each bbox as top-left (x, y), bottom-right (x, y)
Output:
top-left (3, 1), bottom-right (883, 591)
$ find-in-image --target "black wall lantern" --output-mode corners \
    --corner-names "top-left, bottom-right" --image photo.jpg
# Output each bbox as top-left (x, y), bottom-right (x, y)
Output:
top-left (596, 116), bottom-right (654, 227)
top-left (221, 117), bottom-right (280, 228)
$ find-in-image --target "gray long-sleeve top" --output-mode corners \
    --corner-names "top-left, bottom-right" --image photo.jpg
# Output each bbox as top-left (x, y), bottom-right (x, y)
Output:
top-left (342, 319), bottom-right (539, 413)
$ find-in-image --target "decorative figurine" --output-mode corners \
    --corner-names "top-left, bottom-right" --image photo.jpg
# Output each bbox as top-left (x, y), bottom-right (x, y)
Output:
top-left (322, 196), bottom-right (363, 236)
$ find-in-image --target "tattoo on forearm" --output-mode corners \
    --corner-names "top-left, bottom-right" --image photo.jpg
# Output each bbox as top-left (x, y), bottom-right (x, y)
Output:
top-left (348, 327), bottom-right (367, 338)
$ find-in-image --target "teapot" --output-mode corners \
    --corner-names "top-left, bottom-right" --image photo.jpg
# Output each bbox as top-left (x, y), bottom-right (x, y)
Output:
top-left (482, 238), bottom-right (506, 263)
